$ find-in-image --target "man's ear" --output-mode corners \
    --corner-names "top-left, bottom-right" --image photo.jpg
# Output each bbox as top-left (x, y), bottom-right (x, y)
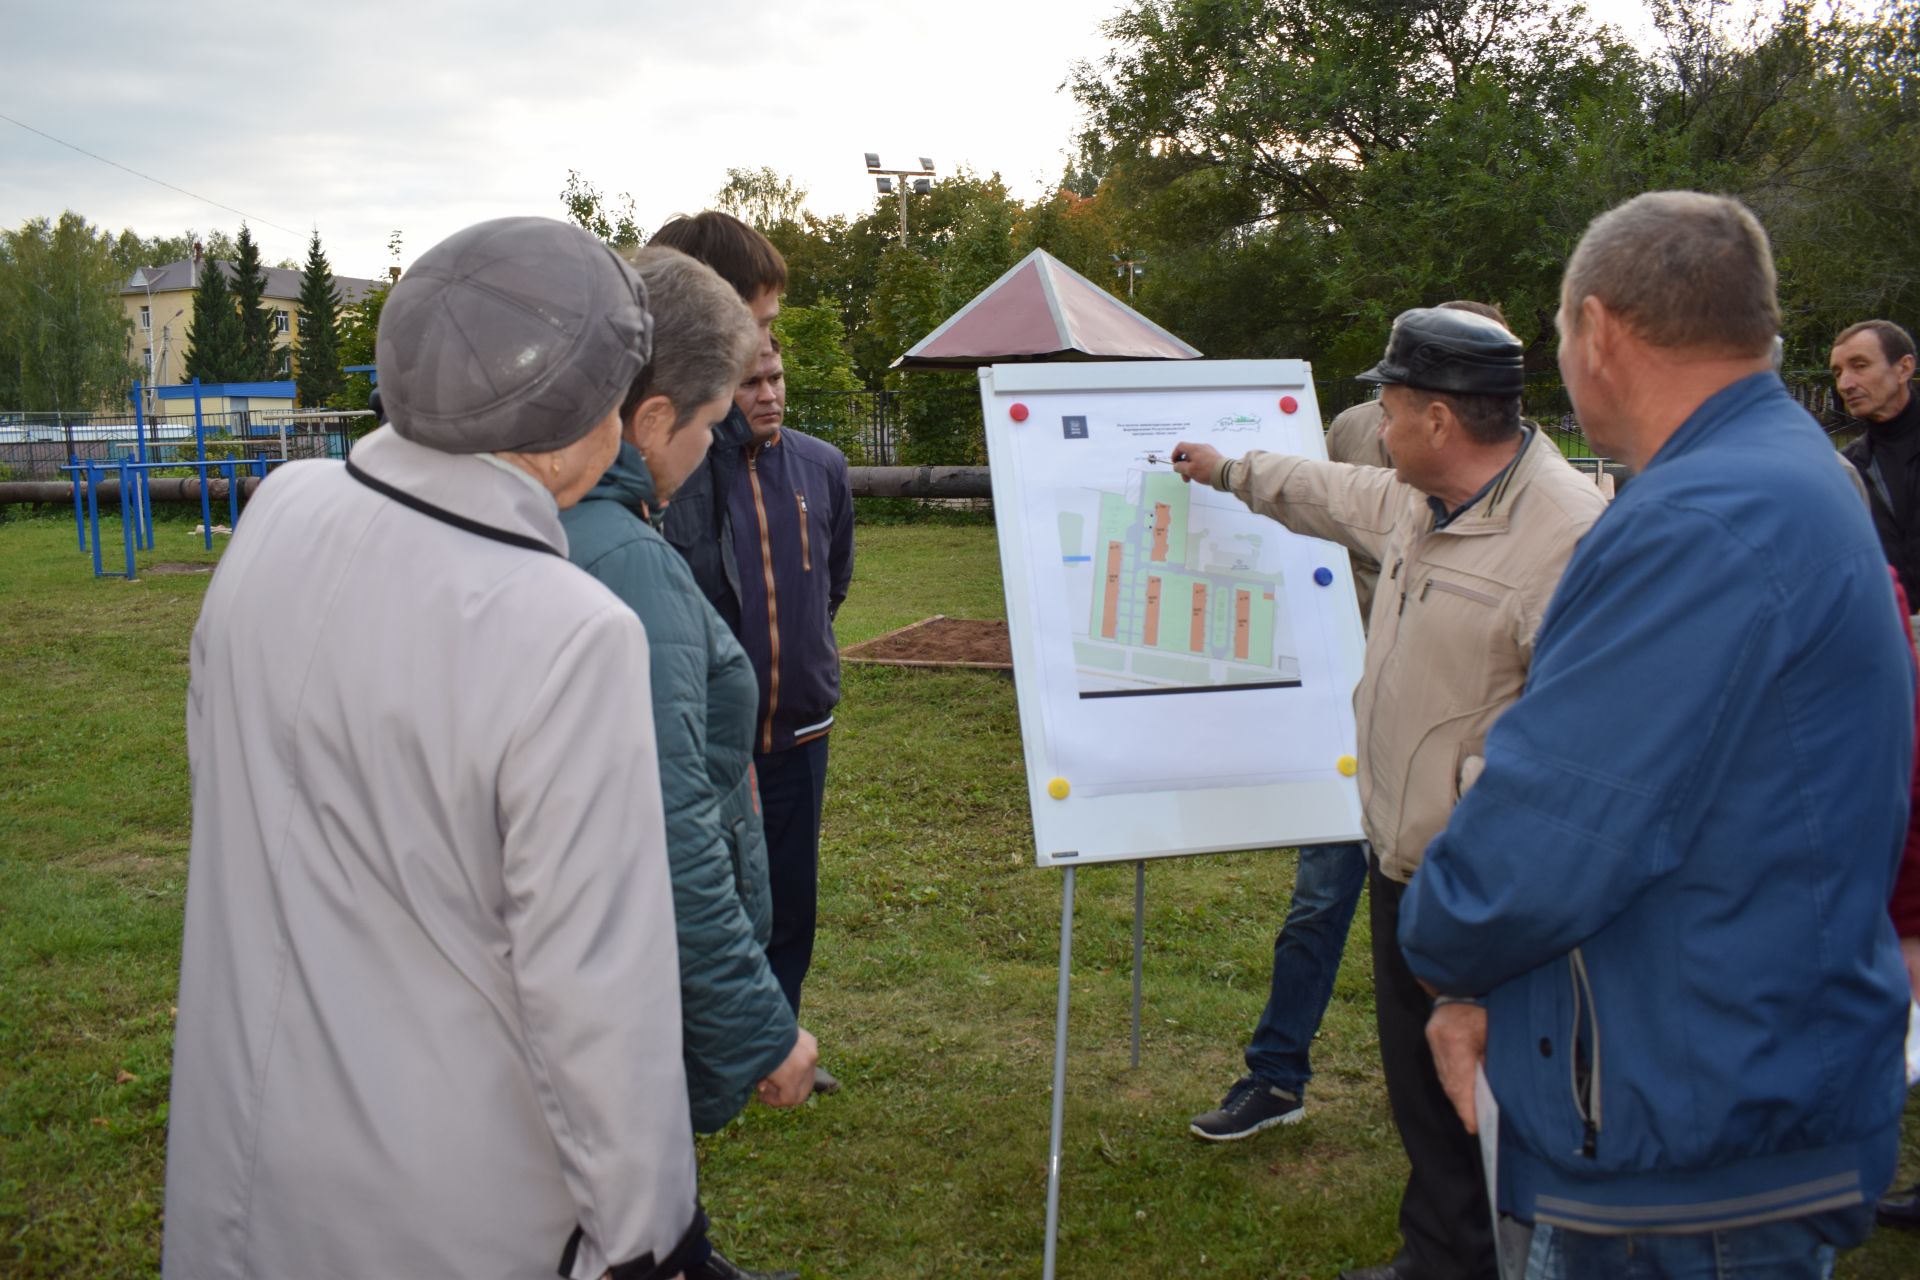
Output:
top-left (1578, 295), bottom-right (1615, 375)
top-left (625, 394), bottom-right (677, 441)
top-left (1898, 353), bottom-right (1917, 383)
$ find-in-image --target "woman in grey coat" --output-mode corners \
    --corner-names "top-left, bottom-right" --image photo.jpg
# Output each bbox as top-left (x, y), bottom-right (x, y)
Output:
top-left (561, 247), bottom-right (816, 1280)
top-left (164, 218), bottom-right (704, 1280)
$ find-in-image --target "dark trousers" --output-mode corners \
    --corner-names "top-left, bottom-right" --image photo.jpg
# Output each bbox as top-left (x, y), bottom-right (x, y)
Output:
top-left (755, 736), bottom-right (830, 1016)
top-left (1370, 858), bottom-right (1497, 1280)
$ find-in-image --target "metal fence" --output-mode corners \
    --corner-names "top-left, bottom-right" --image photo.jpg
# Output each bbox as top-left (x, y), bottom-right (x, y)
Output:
top-left (0, 374), bottom-right (1875, 478)
top-left (784, 386), bottom-right (981, 466)
top-left (0, 410), bottom-right (374, 480)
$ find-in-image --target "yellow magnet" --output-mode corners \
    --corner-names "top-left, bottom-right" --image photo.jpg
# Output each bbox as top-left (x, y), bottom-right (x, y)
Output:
top-left (1336, 755), bottom-right (1358, 777)
top-left (1047, 777), bottom-right (1071, 800)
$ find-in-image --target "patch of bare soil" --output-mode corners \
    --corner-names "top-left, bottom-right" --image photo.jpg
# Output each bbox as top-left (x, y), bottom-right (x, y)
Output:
top-left (841, 616), bottom-right (1011, 669)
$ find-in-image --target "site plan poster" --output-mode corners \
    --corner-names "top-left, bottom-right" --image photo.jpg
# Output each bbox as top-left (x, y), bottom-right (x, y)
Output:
top-left (983, 363), bottom-right (1366, 864)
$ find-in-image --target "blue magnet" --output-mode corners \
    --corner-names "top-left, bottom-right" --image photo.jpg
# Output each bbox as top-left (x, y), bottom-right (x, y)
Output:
top-left (1313, 567), bottom-right (1334, 586)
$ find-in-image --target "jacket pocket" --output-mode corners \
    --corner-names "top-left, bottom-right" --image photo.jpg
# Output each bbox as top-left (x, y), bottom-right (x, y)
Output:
top-left (795, 491), bottom-right (812, 572)
top-left (1423, 576), bottom-right (1500, 607)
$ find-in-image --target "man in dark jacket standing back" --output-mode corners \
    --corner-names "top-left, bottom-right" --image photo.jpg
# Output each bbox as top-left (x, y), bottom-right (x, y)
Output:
top-left (657, 214), bottom-right (855, 1093)
top-left (1834, 320), bottom-right (1920, 600)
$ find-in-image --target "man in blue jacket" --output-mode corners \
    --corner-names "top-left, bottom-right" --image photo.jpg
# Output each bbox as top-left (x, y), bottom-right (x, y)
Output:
top-left (1401, 191), bottom-right (1915, 1278)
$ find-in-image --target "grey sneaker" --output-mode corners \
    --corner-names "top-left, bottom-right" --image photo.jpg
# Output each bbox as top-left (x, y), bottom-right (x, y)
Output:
top-left (1189, 1075), bottom-right (1304, 1141)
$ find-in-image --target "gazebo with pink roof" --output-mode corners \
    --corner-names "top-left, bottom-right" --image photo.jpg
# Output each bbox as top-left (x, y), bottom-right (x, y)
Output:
top-left (894, 249), bottom-right (1202, 369)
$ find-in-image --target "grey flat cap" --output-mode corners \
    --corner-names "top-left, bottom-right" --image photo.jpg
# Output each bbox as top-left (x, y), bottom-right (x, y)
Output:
top-left (376, 216), bottom-right (653, 454)
top-left (1357, 307), bottom-right (1525, 396)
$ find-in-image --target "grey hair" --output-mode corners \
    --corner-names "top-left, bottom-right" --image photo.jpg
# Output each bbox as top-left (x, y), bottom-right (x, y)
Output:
top-left (1562, 192), bottom-right (1778, 358)
top-left (617, 245), bottom-right (759, 431)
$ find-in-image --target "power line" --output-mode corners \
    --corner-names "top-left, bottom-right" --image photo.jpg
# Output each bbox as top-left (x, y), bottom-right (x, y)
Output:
top-left (0, 110), bottom-right (305, 241)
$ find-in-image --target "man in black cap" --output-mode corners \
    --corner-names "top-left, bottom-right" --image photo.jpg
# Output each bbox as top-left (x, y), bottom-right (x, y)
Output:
top-left (1173, 308), bottom-right (1606, 1280)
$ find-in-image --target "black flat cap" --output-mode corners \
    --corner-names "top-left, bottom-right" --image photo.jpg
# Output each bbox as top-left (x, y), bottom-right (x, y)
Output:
top-left (1357, 307), bottom-right (1525, 396)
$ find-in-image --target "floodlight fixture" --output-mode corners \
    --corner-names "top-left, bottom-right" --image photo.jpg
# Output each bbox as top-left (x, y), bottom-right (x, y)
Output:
top-left (863, 149), bottom-right (938, 241)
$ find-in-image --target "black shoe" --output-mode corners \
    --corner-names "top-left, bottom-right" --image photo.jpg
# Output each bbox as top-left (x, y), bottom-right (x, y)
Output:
top-left (1877, 1181), bottom-right (1920, 1230)
top-left (1188, 1075), bottom-right (1304, 1141)
top-left (1335, 1254), bottom-right (1420, 1280)
top-left (686, 1248), bottom-right (800, 1280)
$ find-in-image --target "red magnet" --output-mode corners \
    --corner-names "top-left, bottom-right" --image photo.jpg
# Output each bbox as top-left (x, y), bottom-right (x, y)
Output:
top-left (1280, 395), bottom-right (1299, 414)
top-left (1010, 402), bottom-right (1030, 422)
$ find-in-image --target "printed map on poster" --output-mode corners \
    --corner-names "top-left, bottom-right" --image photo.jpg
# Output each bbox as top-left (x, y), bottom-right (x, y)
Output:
top-left (1057, 468), bottom-right (1301, 697)
top-left (981, 362), bottom-right (1367, 862)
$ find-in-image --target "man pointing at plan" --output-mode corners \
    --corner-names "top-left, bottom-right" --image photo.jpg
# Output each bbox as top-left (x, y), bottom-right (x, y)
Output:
top-left (1171, 308), bottom-right (1604, 1280)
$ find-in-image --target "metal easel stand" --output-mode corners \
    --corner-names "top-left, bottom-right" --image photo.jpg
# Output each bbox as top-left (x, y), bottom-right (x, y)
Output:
top-left (1042, 859), bottom-right (1151, 1280)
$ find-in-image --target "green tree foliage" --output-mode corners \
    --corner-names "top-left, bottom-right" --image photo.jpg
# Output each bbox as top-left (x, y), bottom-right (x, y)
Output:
top-left (0, 212), bottom-right (136, 415)
top-left (230, 224), bottom-right (279, 381)
top-left (183, 258), bottom-right (244, 385)
top-left (1070, 0), bottom-right (1920, 374)
top-left (108, 228), bottom-right (238, 278)
top-left (295, 230), bottom-right (345, 407)
top-left (716, 167), bottom-right (810, 232)
top-left (773, 299), bottom-right (865, 459)
top-left (333, 279), bottom-right (389, 413)
top-left (560, 170), bottom-right (642, 249)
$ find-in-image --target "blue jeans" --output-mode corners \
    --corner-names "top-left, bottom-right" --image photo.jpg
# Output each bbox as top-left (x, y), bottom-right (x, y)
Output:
top-left (1521, 1221), bottom-right (1837, 1280)
top-left (1243, 840), bottom-right (1368, 1094)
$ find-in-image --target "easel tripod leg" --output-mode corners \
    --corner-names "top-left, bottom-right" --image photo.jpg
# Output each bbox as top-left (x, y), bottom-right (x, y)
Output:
top-left (1043, 866), bottom-right (1075, 1280)
top-left (1131, 859), bottom-right (1145, 1069)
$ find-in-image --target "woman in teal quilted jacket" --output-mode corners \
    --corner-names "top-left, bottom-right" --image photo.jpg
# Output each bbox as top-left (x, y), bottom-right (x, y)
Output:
top-left (560, 246), bottom-right (817, 1280)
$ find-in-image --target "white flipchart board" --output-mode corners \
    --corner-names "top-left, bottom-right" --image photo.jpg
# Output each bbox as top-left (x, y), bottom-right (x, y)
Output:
top-left (981, 360), bottom-right (1366, 867)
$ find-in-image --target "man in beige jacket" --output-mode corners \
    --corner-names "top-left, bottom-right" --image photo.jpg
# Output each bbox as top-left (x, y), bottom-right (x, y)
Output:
top-left (1173, 308), bottom-right (1605, 1280)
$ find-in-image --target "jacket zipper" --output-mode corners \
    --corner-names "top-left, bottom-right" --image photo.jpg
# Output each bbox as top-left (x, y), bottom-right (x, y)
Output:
top-left (747, 450), bottom-right (781, 753)
top-left (795, 490), bottom-right (812, 572)
top-left (1569, 948), bottom-right (1602, 1158)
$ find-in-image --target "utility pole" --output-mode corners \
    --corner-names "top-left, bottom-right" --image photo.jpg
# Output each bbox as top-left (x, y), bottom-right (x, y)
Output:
top-left (864, 153), bottom-right (936, 244)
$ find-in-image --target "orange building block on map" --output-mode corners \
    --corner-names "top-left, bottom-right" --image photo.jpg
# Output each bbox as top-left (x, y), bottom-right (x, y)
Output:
top-left (1101, 541), bottom-right (1123, 639)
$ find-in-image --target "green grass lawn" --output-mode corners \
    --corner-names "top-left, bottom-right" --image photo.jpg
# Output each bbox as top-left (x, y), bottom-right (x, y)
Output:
top-left (1, 509), bottom-right (1916, 1278)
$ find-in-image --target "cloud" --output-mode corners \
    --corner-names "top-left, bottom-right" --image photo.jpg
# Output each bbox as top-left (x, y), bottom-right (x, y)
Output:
top-left (1, 0), bottom-right (1117, 274)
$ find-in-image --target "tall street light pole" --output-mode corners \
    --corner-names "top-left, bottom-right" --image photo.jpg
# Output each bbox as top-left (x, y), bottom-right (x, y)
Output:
top-left (864, 152), bottom-right (936, 243)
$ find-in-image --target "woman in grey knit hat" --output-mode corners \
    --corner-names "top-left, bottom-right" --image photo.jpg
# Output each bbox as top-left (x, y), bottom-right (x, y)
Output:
top-left (163, 216), bottom-right (706, 1280)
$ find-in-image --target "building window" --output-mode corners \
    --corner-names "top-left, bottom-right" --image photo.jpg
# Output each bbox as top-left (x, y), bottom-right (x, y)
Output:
top-left (140, 305), bottom-right (151, 331)
top-left (274, 309), bottom-right (291, 334)
top-left (144, 349), bottom-right (154, 373)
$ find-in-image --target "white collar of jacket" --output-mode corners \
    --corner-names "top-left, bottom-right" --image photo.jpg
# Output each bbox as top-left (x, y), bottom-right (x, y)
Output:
top-left (348, 424), bottom-right (570, 558)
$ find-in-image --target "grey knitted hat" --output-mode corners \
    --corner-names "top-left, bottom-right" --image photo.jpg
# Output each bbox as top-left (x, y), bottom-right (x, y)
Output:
top-left (375, 216), bottom-right (653, 454)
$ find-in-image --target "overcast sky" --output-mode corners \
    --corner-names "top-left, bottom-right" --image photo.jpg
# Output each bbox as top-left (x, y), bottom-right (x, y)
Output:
top-left (3, 0), bottom-right (1666, 281)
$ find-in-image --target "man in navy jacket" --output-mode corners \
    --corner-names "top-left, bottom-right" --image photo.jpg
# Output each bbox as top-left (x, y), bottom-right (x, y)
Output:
top-left (1402, 191), bottom-right (1914, 1278)
top-left (655, 214), bottom-right (855, 1070)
